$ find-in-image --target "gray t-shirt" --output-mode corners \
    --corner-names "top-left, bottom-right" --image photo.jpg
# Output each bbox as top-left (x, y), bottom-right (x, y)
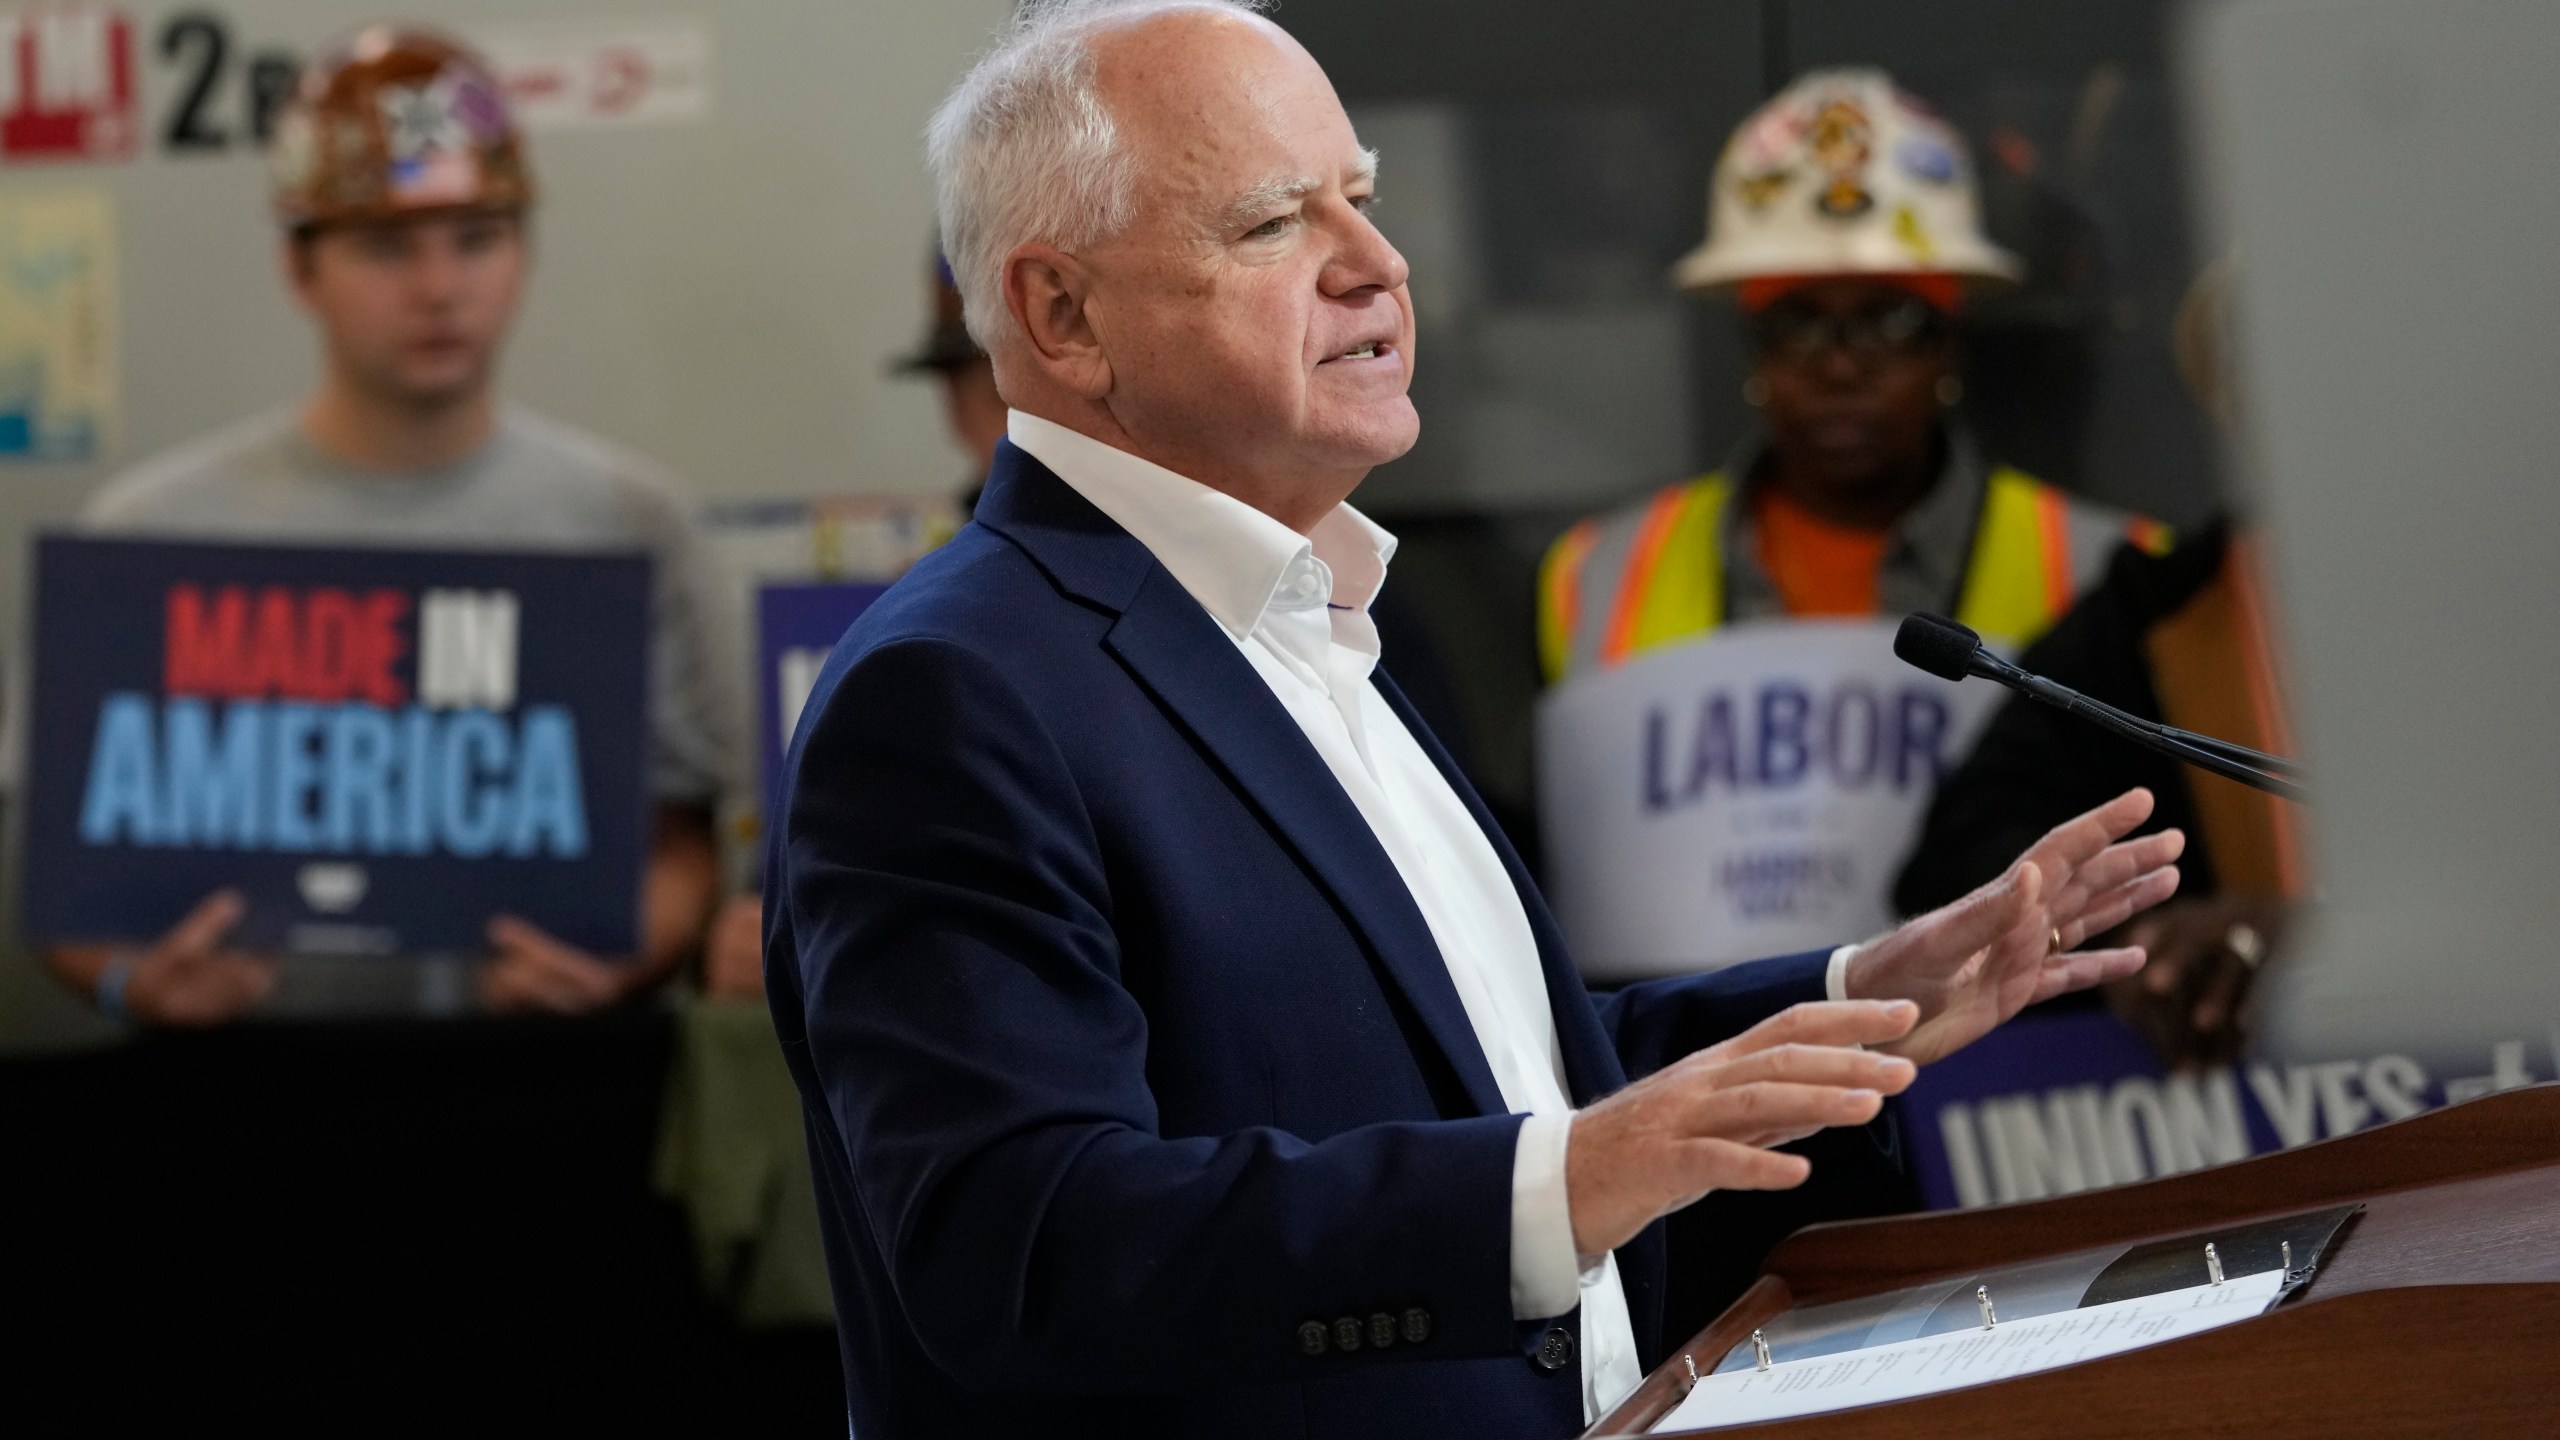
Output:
top-left (77, 407), bottom-right (747, 1016)
top-left (85, 406), bottom-right (746, 809)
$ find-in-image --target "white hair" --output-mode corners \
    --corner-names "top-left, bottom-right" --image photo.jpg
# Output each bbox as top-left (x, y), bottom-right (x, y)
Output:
top-left (925, 0), bottom-right (1274, 352)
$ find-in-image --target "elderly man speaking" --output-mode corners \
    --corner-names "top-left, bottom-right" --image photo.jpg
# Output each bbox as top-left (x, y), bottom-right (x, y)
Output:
top-left (765, 3), bottom-right (2181, 1436)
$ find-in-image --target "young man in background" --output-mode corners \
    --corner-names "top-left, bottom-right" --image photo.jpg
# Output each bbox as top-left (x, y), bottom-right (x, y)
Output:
top-left (47, 27), bottom-right (743, 1024)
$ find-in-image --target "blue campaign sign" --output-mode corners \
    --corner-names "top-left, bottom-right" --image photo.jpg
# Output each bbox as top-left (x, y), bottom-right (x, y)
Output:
top-left (20, 536), bottom-right (655, 958)
top-left (1899, 1005), bottom-right (2545, 1210)
top-left (756, 581), bottom-right (888, 804)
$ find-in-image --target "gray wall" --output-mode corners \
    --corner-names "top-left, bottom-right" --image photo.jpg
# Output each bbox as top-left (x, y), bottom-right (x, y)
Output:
top-left (2190, 0), bottom-right (2560, 1067)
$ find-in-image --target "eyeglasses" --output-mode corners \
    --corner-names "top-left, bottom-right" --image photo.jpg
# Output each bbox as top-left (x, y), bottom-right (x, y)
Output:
top-left (1750, 296), bottom-right (1949, 364)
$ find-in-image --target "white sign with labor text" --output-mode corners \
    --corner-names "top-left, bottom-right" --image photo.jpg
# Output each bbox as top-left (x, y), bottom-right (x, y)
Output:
top-left (1536, 618), bottom-right (2006, 980)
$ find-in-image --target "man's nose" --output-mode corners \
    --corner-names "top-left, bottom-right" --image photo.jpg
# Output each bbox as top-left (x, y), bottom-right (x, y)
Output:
top-left (409, 240), bottom-right (469, 301)
top-left (1325, 210), bottom-right (1409, 297)
top-left (1812, 343), bottom-right (1873, 388)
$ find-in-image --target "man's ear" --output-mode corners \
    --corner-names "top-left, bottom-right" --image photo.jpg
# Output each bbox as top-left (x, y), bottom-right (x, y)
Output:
top-left (1002, 243), bottom-right (1112, 399)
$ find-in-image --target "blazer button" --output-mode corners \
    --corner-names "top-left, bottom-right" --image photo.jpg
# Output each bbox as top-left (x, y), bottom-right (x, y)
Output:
top-left (1367, 1313), bottom-right (1397, 1349)
top-left (1533, 1325), bottom-right (1577, 1373)
top-left (1297, 1320), bottom-right (1329, 1357)
top-left (1402, 1308), bottom-right (1432, 1345)
top-left (1333, 1316), bottom-right (1363, 1353)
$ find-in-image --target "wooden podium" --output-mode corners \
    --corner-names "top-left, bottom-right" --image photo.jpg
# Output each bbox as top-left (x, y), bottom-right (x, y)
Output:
top-left (1590, 1083), bottom-right (2560, 1437)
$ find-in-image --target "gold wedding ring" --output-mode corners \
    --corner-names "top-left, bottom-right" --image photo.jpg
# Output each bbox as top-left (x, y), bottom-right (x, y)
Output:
top-left (2049, 926), bottom-right (2065, 955)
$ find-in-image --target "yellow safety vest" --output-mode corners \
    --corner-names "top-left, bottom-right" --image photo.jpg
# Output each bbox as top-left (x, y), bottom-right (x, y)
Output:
top-left (1539, 467), bottom-right (2169, 684)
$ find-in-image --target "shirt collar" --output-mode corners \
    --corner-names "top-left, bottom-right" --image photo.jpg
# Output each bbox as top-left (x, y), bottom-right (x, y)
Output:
top-left (1006, 409), bottom-right (1398, 639)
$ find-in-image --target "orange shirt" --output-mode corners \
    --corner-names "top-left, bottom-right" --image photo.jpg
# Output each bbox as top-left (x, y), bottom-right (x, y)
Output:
top-left (1754, 486), bottom-right (1894, 617)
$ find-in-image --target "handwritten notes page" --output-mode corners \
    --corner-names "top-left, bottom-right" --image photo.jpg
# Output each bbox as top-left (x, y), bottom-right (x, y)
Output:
top-left (1654, 1269), bottom-right (2285, 1432)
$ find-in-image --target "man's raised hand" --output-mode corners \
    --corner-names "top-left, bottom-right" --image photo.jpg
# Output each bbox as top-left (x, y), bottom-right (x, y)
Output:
top-left (1846, 788), bottom-right (2184, 1065)
top-left (1564, 999), bottom-right (1919, 1257)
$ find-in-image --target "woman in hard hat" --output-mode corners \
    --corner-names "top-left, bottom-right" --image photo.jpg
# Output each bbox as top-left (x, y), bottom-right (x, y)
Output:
top-left (1530, 69), bottom-right (2177, 1323)
top-left (1539, 69), bottom-right (2165, 686)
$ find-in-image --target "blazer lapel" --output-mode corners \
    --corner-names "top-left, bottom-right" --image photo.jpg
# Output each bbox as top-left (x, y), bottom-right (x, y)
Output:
top-left (976, 448), bottom-right (1511, 1120)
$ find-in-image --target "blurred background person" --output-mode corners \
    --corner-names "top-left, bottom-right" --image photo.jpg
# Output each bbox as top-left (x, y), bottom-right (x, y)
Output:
top-left (670, 244), bottom-right (1019, 1432)
top-left (1526, 67), bottom-right (2172, 1327)
top-left (1897, 258), bottom-right (2302, 1068)
top-left (699, 245), bottom-right (995, 1003)
top-left (891, 251), bottom-right (1006, 507)
top-left (43, 28), bottom-right (741, 1025)
top-left (1538, 68), bottom-right (2162, 699)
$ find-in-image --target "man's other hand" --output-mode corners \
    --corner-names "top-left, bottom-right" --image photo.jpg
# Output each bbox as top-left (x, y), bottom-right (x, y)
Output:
top-left (1847, 788), bottom-right (2184, 1065)
top-left (120, 889), bottom-right (277, 1027)
top-left (2108, 894), bottom-right (2292, 1070)
top-left (477, 915), bottom-right (631, 1014)
top-left (1565, 999), bottom-right (1919, 1256)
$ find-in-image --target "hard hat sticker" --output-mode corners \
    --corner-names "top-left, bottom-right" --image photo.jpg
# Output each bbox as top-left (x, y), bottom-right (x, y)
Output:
top-left (270, 111), bottom-right (317, 195)
top-left (1816, 177), bottom-right (1875, 220)
top-left (1896, 135), bottom-right (1958, 185)
top-left (388, 148), bottom-right (483, 205)
top-left (1736, 169), bottom-right (1793, 212)
top-left (445, 74), bottom-right (512, 143)
top-left (1892, 204), bottom-right (1938, 265)
top-left (380, 76), bottom-right (488, 203)
top-left (1739, 104), bottom-right (1807, 170)
top-left (1808, 97), bottom-right (1876, 220)
top-left (378, 79), bottom-right (470, 162)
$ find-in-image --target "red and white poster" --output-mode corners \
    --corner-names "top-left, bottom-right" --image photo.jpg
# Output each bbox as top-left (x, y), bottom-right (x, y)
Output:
top-left (467, 17), bottom-right (713, 131)
top-left (0, 7), bottom-right (136, 163)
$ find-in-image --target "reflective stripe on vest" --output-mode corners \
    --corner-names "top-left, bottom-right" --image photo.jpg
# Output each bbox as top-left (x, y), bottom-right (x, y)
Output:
top-left (1951, 468), bottom-right (2078, 647)
top-left (1599, 479), bottom-right (1728, 669)
top-left (1540, 467), bottom-right (2162, 683)
top-left (1535, 518), bottom-right (1602, 685)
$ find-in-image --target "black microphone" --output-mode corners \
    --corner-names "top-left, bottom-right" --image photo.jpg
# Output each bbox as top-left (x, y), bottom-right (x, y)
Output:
top-left (1893, 613), bottom-right (2307, 802)
top-left (1893, 611), bottom-right (1994, 684)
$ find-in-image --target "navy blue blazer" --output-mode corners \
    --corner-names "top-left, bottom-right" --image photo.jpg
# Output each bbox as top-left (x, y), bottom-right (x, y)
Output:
top-left (765, 444), bottom-right (1839, 1440)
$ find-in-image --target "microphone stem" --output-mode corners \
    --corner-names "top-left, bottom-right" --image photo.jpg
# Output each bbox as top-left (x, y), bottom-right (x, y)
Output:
top-left (2052, 689), bottom-right (2303, 776)
top-left (2011, 673), bottom-right (2309, 802)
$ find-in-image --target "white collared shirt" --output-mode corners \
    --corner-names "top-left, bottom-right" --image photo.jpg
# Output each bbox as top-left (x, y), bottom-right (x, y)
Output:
top-left (1006, 410), bottom-right (1643, 1419)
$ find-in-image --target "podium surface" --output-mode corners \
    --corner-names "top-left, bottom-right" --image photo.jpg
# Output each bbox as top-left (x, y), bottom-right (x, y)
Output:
top-left (1593, 1084), bottom-right (2560, 1437)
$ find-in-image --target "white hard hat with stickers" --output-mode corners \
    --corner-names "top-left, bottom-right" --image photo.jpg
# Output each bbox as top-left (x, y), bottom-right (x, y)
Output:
top-left (1673, 68), bottom-right (2020, 293)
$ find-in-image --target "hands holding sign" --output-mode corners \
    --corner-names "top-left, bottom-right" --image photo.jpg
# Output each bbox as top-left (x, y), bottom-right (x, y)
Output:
top-left (479, 803), bottom-right (726, 1013)
top-left (108, 889), bottom-right (276, 1028)
top-left (477, 915), bottom-right (639, 1014)
top-left (50, 803), bottom-right (722, 1024)
top-left (1566, 789), bottom-right (2180, 1255)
